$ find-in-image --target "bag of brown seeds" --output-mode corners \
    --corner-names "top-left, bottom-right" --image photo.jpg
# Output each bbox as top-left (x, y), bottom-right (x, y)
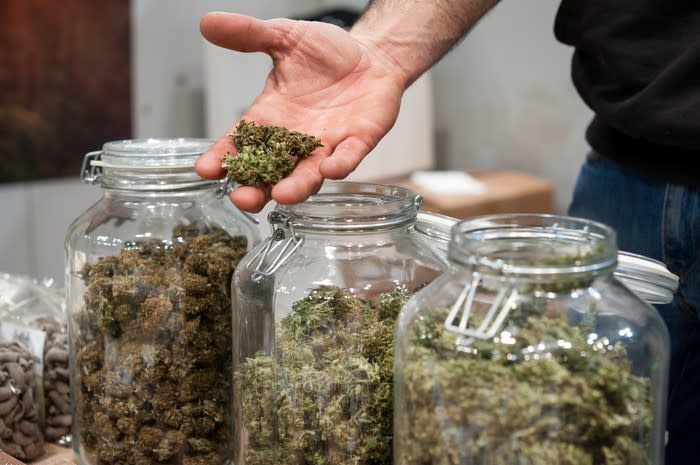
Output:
top-left (0, 273), bottom-right (70, 451)
top-left (0, 340), bottom-right (44, 461)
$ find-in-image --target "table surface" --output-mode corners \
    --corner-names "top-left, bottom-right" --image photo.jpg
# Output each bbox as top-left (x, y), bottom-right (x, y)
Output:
top-left (34, 444), bottom-right (75, 465)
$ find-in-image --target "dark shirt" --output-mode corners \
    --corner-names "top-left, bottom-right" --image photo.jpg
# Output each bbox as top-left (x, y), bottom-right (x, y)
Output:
top-left (554, 0), bottom-right (700, 185)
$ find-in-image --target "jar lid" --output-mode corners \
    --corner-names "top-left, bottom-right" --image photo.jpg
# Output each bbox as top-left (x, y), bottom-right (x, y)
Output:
top-left (81, 138), bottom-right (215, 189)
top-left (415, 211), bottom-right (454, 252)
top-left (616, 251), bottom-right (679, 304)
top-left (100, 138), bottom-right (212, 167)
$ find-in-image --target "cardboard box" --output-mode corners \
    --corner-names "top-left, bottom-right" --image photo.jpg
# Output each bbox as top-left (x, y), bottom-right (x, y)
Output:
top-left (385, 170), bottom-right (554, 219)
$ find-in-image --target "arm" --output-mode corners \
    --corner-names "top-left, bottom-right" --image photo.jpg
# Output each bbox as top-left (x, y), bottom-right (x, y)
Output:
top-left (195, 0), bottom-right (499, 212)
top-left (351, 0), bottom-right (501, 88)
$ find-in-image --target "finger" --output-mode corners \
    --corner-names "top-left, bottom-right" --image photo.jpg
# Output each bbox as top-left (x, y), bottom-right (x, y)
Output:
top-left (319, 137), bottom-right (372, 180)
top-left (195, 106), bottom-right (278, 184)
top-left (230, 185), bottom-right (271, 213)
top-left (200, 12), bottom-right (283, 53)
top-left (195, 117), bottom-right (244, 179)
top-left (194, 149), bottom-right (227, 179)
top-left (271, 162), bottom-right (324, 205)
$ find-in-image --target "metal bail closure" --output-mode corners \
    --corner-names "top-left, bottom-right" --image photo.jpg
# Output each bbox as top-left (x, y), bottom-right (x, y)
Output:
top-left (80, 150), bottom-right (104, 184)
top-left (215, 177), bottom-right (233, 199)
top-left (414, 194), bottom-right (424, 210)
top-left (245, 211), bottom-right (303, 280)
top-left (444, 273), bottom-right (519, 342)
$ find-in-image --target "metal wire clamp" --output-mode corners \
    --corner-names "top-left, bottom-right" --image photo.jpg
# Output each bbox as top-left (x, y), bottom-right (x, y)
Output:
top-left (443, 273), bottom-right (519, 341)
top-left (245, 211), bottom-right (303, 279)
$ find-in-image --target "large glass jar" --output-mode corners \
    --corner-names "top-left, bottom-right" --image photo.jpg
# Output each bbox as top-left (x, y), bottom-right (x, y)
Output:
top-left (232, 181), bottom-right (447, 465)
top-left (64, 139), bottom-right (260, 465)
top-left (395, 214), bottom-right (670, 465)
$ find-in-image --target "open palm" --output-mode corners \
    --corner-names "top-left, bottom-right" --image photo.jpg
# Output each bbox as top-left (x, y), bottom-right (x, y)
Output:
top-left (195, 12), bottom-right (406, 212)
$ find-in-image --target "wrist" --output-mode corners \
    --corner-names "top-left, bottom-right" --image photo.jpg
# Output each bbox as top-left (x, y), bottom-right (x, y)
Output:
top-left (349, 29), bottom-right (415, 90)
top-left (350, 17), bottom-right (438, 89)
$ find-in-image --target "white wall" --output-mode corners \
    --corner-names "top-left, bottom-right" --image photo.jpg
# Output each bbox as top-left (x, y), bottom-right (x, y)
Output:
top-left (0, 179), bottom-right (101, 285)
top-left (431, 0), bottom-right (593, 212)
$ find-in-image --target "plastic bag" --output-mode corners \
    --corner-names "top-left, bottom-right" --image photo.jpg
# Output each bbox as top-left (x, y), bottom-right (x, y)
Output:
top-left (0, 340), bottom-right (43, 460)
top-left (0, 273), bottom-right (70, 452)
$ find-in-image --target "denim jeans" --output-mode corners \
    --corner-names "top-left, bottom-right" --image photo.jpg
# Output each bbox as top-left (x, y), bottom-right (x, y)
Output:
top-left (568, 152), bottom-right (700, 465)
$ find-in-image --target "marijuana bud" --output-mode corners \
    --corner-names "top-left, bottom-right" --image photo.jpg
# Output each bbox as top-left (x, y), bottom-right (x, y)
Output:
top-left (236, 286), bottom-right (410, 465)
top-left (396, 300), bottom-right (653, 465)
top-left (75, 223), bottom-right (248, 465)
top-left (222, 120), bottom-right (324, 186)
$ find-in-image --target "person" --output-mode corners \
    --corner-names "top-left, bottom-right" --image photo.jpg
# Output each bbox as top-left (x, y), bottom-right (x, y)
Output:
top-left (194, 1), bottom-right (700, 464)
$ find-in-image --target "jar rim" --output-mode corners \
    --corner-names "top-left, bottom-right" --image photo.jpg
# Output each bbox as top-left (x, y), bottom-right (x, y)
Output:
top-left (416, 212), bottom-right (678, 302)
top-left (449, 213), bottom-right (618, 277)
top-left (273, 181), bottom-right (420, 231)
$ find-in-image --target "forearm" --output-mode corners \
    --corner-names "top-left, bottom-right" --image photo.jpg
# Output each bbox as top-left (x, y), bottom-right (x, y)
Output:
top-left (350, 0), bottom-right (500, 88)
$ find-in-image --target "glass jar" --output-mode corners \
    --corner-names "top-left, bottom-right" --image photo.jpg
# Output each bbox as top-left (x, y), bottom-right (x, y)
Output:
top-left (395, 213), bottom-right (670, 465)
top-left (64, 139), bottom-right (260, 465)
top-left (232, 181), bottom-right (447, 465)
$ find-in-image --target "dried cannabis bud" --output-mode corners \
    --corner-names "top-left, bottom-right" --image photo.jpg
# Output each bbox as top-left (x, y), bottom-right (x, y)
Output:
top-left (222, 120), bottom-right (323, 186)
top-left (397, 301), bottom-right (653, 465)
top-left (75, 223), bottom-right (248, 465)
top-left (236, 287), bottom-right (410, 465)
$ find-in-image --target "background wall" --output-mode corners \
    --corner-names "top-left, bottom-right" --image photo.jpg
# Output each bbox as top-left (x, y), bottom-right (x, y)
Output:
top-left (432, 1), bottom-right (592, 213)
top-left (0, 0), bottom-right (593, 285)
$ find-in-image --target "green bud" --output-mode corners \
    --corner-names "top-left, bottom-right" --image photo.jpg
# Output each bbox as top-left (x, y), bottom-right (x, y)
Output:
top-left (222, 120), bottom-right (323, 186)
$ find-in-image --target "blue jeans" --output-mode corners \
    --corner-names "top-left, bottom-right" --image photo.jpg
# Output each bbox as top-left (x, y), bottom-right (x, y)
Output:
top-left (568, 153), bottom-right (700, 465)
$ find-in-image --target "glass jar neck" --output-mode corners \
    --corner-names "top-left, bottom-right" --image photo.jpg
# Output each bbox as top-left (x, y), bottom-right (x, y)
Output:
top-left (101, 183), bottom-right (218, 200)
top-left (448, 214), bottom-right (618, 281)
top-left (273, 181), bottom-right (421, 233)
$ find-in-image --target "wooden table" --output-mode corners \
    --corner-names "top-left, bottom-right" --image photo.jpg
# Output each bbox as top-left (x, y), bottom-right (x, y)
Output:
top-left (34, 444), bottom-right (75, 465)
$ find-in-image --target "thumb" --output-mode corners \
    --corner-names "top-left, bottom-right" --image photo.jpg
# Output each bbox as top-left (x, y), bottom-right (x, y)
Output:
top-left (200, 11), bottom-right (288, 54)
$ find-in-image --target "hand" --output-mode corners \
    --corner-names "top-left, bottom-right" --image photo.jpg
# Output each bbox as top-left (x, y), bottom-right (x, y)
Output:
top-left (195, 12), bottom-right (406, 212)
